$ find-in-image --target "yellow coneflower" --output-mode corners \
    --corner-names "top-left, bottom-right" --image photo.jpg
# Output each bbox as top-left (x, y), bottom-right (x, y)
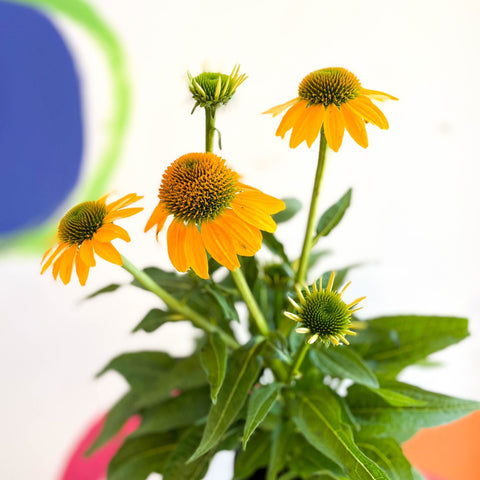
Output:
top-left (41, 193), bottom-right (143, 285)
top-left (284, 272), bottom-right (364, 346)
top-left (264, 67), bottom-right (397, 152)
top-left (145, 152), bottom-right (285, 279)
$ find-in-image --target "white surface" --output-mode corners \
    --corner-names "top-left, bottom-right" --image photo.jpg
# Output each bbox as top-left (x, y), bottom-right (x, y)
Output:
top-left (1, 0), bottom-right (480, 478)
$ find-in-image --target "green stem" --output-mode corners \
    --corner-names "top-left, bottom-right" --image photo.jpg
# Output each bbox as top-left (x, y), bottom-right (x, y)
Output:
top-left (288, 341), bottom-right (310, 382)
top-left (121, 256), bottom-right (239, 349)
top-left (205, 107), bottom-right (216, 152)
top-left (295, 128), bottom-right (328, 285)
top-left (231, 268), bottom-right (270, 337)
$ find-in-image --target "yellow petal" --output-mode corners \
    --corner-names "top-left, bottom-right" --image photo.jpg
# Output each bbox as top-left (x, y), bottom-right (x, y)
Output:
top-left (304, 105), bottom-right (326, 147)
top-left (104, 207), bottom-right (143, 223)
top-left (360, 88), bottom-right (398, 101)
top-left (40, 243), bottom-right (67, 274)
top-left (58, 246), bottom-right (77, 285)
top-left (236, 190), bottom-right (285, 215)
top-left (78, 239), bottom-right (96, 267)
top-left (263, 98), bottom-right (299, 117)
top-left (341, 103), bottom-right (368, 148)
top-left (216, 210), bottom-right (262, 256)
top-left (167, 220), bottom-right (188, 272)
top-left (201, 221), bottom-right (240, 271)
top-left (348, 96), bottom-right (389, 129)
top-left (92, 240), bottom-right (123, 265)
top-left (93, 223), bottom-right (130, 243)
top-left (184, 224), bottom-right (209, 279)
top-left (145, 202), bottom-right (169, 234)
top-left (75, 254), bottom-right (90, 286)
top-left (275, 100), bottom-right (308, 138)
top-left (289, 105), bottom-right (325, 148)
top-left (323, 104), bottom-right (346, 152)
top-left (106, 193), bottom-right (142, 213)
top-left (231, 197), bottom-right (277, 233)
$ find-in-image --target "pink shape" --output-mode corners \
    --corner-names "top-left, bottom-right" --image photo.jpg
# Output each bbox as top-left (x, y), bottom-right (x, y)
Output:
top-left (58, 415), bottom-right (140, 480)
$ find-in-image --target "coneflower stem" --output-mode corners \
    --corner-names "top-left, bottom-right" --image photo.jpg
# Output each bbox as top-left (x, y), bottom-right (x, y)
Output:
top-left (295, 128), bottom-right (328, 285)
top-left (288, 341), bottom-right (310, 382)
top-left (205, 107), bottom-right (216, 153)
top-left (121, 256), bottom-right (239, 349)
top-left (231, 268), bottom-right (270, 337)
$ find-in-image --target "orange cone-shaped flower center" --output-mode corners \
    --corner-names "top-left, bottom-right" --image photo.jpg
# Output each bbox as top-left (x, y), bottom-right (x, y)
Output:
top-left (159, 152), bottom-right (238, 224)
top-left (298, 68), bottom-right (361, 107)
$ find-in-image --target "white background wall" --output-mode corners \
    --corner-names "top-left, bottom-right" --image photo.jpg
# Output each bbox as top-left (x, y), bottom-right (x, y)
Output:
top-left (1, 0), bottom-right (480, 478)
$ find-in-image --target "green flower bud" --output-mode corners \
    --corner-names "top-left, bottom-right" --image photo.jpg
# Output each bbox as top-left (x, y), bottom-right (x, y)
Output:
top-left (188, 64), bottom-right (247, 112)
top-left (284, 272), bottom-right (364, 346)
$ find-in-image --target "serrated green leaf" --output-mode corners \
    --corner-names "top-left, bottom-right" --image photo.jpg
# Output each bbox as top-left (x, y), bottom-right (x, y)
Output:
top-left (366, 386), bottom-right (426, 407)
top-left (97, 351), bottom-right (176, 388)
top-left (351, 315), bottom-right (469, 376)
top-left (205, 285), bottom-right (239, 322)
top-left (200, 332), bottom-right (228, 403)
top-left (288, 434), bottom-right (347, 479)
top-left (310, 347), bottom-right (379, 388)
top-left (358, 437), bottom-right (416, 480)
top-left (163, 425), bottom-right (214, 480)
top-left (263, 232), bottom-right (289, 263)
top-left (132, 308), bottom-right (182, 333)
top-left (234, 429), bottom-right (270, 479)
top-left (267, 420), bottom-right (292, 480)
top-left (243, 383), bottom-right (282, 449)
top-left (87, 392), bottom-right (138, 455)
top-left (107, 431), bottom-right (178, 480)
top-left (86, 283), bottom-right (121, 299)
top-left (292, 389), bottom-right (388, 480)
top-left (347, 381), bottom-right (480, 442)
top-left (99, 352), bottom-right (207, 407)
top-left (273, 198), bottom-right (302, 223)
top-left (189, 339), bottom-right (264, 462)
top-left (315, 189), bottom-right (352, 239)
top-left (133, 386), bottom-right (211, 436)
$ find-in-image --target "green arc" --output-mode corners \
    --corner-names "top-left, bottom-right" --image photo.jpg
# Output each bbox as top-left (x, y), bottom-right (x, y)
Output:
top-left (2, 0), bottom-right (131, 253)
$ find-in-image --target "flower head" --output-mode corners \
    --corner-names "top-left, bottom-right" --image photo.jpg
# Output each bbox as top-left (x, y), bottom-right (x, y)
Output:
top-left (284, 272), bottom-right (364, 346)
top-left (188, 65), bottom-right (247, 111)
top-left (145, 152), bottom-right (285, 279)
top-left (264, 67), bottom-right (397, 152)
top-left (41, 193), bottom-right (143, 285)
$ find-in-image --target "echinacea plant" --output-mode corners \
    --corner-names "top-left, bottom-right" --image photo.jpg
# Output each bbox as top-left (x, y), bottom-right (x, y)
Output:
top-left (43, 64), bottom-right (478, 480)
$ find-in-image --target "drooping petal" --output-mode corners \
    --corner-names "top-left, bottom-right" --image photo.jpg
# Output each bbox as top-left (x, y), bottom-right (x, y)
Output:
top-left (290, 104), bottom-right (325, 148)
top-left (40, 243), bottom-right (68, 274)
top-left (93, 224), bottom-right (130, 243)
top-left (201, 221), bottom-right (240, 271)
top-left (323, 104), bottom-right (346, 152)
top-left (58, 246), bottom-right (77, 285)
top-left (348, 95), bottom-right (389, 129)
top-left (104, 207), bottom-right (143, 223)
top-left (236, 189), bottom-right (285, 215)
top-left (341, 103), bottom-right (368, 148)
top-left (303, 104), bottom-right (326, 147)
top-left (231, 197), bottom-right (277, 233)
top-left (78, 239), bottom-right (96, 267)
top-left (184, 223), bottom-right (209, 279)
top-left (145, 201), bottom-right (169, 234)
top-left (360, 88), bottom-right (398, 101)
top-left (75, 254), bottom-right (90, 286)
top-left (263, 98), bottom-right (299, 117)
top-left (167, 220), bottom-right (188, 272)
top-left (275, 100), bottom-right (308, 138)
top-left (216, 210), bottom-right (262, 256)
top-left (92, 240), bottom-right (123, 265)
